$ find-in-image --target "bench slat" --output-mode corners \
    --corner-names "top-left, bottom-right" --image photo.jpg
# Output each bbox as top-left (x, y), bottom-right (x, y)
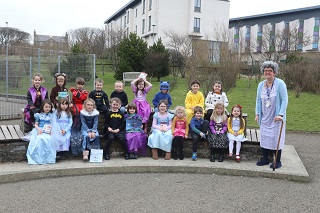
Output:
top-left (7, 125), bottom-right (19, 140)
top-left (250, 129), bottom-right (258, 142)
top-left (246, 129), bottom-right (252, 141)
top-left (0, 126), bottom-right (5, 140)
top-left (255, 129), bottom-right (260, 142)
top-left (14, 125), bottom-right (25, 138)
top-left (1, 125), bottom-right (13, 140)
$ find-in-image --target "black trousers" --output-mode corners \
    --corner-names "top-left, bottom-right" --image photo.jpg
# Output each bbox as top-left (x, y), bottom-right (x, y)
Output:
top-left (190, 120), bottom-right (209, 152)
top-left (105, 131), bottom-right (127, 155)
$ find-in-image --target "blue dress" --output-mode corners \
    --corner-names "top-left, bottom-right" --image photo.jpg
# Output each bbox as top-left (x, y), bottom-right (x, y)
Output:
top-left (26, 112), bottom-right (56, 164)
top-left (147, 112), bottom-right (174, 152)
top-left (80, 109), bottom-right (101, 150)
top-left (51, 111), bottom-right (72, 151)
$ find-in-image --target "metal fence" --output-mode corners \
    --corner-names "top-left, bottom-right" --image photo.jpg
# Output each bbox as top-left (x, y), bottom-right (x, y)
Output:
top-left (0, 45), bottom-right (96, 120)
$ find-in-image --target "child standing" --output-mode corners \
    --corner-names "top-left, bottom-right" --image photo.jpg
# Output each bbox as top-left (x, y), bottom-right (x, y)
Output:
top-left (207, 103), bottom-right (229, 162)
top-left (110, 81), bottom-right (128, 114)
top-left (227, 104), bottom-right (247, 162)
top-left (204, 80), bottom-right (229, 121)
top-left (189, 106), bottom-right (209, 161)
top-left (171, 106), bottom-right (189, 160)
top-left (50, 73), bottom-right (68, 109)
top-left (125, 102), bottom-right (148, 159)
top-left (148, 100), bottom-right (174, 160)
top-left (80, 98), bottom-right (101, 160)
top-left (23, 73), bottom-right (48, 133)
top-left (131, 77), bottom-right (153, 133)
top-left (51, 98), bottom-right (73, 159)
top-left (70, 77), bottom-right (89, 156)
top-left (104, 98), bottom-right (128, 160)
top-left (89, 78), bottom-right (109, 114)
top-left (152, 81), bottom-right (172, 112)
top-left (26, 99), bottom-right (56, 164)
top-left (185, 80), bottom-right (204, 124)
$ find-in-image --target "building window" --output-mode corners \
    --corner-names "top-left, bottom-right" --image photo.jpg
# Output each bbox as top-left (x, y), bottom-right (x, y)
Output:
top-left (127, 11), bottom-right (129, 23)
top-left (245, 26), bottom-right (251, 50)
top-left (135, 8), bottom-right (138, 17)
top-left (194, 18), bottom-right (200, 32)
top-left (257, 24), bottom-right (262, 52)
top-left (148, 16), bottom-right (152, 31)
top-left (194, 0), bottom-right (201, 12)
top-left (233, 27), bottom-right (239, 52)
top-left (209, 41), bottom-right (220, 63)
top-left (135, 25), bottom-right (137, 34)
top-left (149, 0), bottom-right (152, 10)
top-left (142, 19), bottom-right (145, 34)
top-left (313, 18), bottom-right (319, 49)
top-left (297, 19), bottom-right (304, 50)
top-left (124, 16), bottom-right (127, 27)
top-left (283, 21), bottom-right (289, 51)
top-left (143, 0), bottom-right (146, 14)
top-left (269, 23), bottom-right (275, 52)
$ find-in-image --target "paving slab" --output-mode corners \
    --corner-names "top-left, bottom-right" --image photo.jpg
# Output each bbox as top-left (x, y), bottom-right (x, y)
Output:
top-left (0, 145), bottom-right (309, 184)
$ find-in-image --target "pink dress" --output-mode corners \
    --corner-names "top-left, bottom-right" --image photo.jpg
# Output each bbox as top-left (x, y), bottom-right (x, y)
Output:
top-left (131, 84), bottom-right (152, 123)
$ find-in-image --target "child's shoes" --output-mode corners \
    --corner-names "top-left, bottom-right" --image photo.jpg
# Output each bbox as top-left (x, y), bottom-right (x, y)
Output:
top-left (210, 155), bottom-right (215, 162)
top-left (83, 150), bottom-right (89, 161)
top-left (165, 152), bottom-right (171, 160)
top-left (236, 155), bottom-right (241, 162)
top-left (191, 152), bottom-right (197, 161)
top-left (228, 153), bottom-right (233, 158)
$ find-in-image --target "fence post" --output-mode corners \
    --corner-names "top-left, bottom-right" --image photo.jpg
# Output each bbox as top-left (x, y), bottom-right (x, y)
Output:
top-left (58, 54), bottom-right (61, 73)
top-left (29, 57), bottom-right (32, 87)
top-left (38, 48), bottom-right (41, 73)
top-left (93, 54), bottom-right (96, 89)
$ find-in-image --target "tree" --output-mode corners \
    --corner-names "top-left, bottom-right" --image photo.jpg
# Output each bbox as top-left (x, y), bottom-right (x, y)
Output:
top-left (115, 33), bottom-right (148, 80)
top-left (52, 43), bottom-right (92, 82)
top-left (0, 27), bottom-right (30, 46)
top-left (144, 38), bottom-right (170, 81)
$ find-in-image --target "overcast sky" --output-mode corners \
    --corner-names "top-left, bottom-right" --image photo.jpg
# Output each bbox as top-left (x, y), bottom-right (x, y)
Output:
top-left (1, 0), bottom-right (319, 37)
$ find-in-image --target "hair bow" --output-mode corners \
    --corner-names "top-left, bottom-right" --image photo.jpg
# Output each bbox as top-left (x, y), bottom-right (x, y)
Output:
top-left (237, 104), bottom-right (242, 109)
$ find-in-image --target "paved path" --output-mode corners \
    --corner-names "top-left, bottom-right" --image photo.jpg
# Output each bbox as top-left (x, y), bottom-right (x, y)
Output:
top-left (0, 132), bottom-right (319, 212)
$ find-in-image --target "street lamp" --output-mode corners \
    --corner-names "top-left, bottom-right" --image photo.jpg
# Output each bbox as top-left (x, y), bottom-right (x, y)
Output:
top-left (5, 22), bottom-right (9, 100)
top-left (152, 24), bottom-right (156, 44)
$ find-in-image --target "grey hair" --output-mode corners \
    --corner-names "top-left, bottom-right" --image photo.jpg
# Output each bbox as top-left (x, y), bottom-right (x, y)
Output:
top-left (260, 61), bottom-right (279, 74)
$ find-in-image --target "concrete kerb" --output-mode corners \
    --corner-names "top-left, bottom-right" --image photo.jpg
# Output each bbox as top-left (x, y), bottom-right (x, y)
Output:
top-left (0, 145), bottom-right (309, 184)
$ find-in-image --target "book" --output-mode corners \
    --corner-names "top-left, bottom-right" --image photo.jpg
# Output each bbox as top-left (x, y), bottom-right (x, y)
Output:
top-left (139, 72), bottom-right (148, 79)
top-left (42, 124), bottom-right (52, 134)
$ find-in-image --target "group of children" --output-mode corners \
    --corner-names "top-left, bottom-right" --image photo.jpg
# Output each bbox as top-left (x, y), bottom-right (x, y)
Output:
top-left (23, 72), bottom-right (247, 165)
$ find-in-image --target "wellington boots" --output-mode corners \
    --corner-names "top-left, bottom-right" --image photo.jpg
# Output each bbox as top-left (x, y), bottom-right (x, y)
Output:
top-left (256, 148), bottom-right (270, 166)
top-left (165, 152), bottom-right (171, 160)
top-left (152, 149), bottom-right (159, 160)
top-left (83, 150), bottom-right (89, 161)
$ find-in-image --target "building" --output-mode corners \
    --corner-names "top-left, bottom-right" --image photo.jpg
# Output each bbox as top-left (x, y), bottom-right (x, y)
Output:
top-left (33, 30), bottom-right (69, 55)
top-left (104, 0), bottom-right (230, 63)
top-left (229, 5), bottom-right (320, 62)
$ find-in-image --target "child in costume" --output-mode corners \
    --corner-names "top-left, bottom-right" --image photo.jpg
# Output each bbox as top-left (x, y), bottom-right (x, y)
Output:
top-left (147, 100), bottom-right (174, 160)
top-left (23, 73), bottom-right (48, 133)
top-left (125, 102), bottom-right (148, 159)
top-left (51, 98), bottom-right (73, 159)
top-left (131, 77), bottom-right (153, 133)
top-left (207, 103), bottom-right (229, 162)
top-left (104, 98), bottom-right (128, 160)
top-left (80, 98), bottom-right (101, 160)
top-left (204, 80), bottom-right (229, 121)
top-left (89, 78), bottom-right (109, 114)
top-left (189, 106), bottom-right (209, 161)
top-left (26, 99), bottom-right (56, 164)
top-left (152, 81), bottom-right (172, 112)
top-left (185, 80), bottom-right (204, 124)
top-left (171, 106), bottom-right (189, 160)
top-left (70, 77), bottom-right (89, 155)
top-left (110, 81), bottom-right (128, 114)
top-left (227, 104), bottom-right (247, 162)
top-left (50, 73), bottom-right (68, 109)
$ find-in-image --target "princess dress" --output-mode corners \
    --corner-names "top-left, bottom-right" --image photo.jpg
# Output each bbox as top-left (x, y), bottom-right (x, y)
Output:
top-left (125, 113), bottom-right (147, 155)
top-left (51, 111), bottom-right (72, 151)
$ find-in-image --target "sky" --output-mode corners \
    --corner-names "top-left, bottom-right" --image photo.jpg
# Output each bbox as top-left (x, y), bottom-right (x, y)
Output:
top-left (1, 0), bottom-right (320, 37)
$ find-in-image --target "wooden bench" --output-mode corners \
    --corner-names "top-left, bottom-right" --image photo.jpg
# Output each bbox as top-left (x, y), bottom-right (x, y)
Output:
top-left (122, 72), bottom-right (141, 86)
top-left (0, 125), bottom-right (25, 142)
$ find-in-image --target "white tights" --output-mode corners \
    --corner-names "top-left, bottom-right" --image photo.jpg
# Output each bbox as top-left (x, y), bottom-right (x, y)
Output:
top-left (229, 140), bottom-right (241, 155)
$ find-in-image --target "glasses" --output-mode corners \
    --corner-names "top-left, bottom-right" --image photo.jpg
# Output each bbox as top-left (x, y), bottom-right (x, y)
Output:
top-left (264, 70), bottom-right (274, 73)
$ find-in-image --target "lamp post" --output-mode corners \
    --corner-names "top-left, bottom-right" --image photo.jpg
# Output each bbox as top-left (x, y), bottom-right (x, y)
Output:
top-left (152, 24), bottom-right (156, 44)
top-left (5, 22), bottom-right (9, 100)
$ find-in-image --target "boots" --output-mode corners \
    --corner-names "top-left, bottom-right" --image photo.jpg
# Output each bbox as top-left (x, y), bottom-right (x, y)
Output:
top-left (270, 150), bottom-right (282, 169)
top-left (210, 148), bottom-right (215, 162)
top-left (179, 151), bottom-right (184, 160)
top-left (83, 150), bottom-right (89, 161)
top-left (165, 152), bottom-right (171, 160)
top-left (256, 148), bottom-right (270, 166)
top-left (172, 148), bottom-right (178, 160)
top-left (218, 149), bottom-right (224, 162)
top-left (152, 148), bottom-right (159, 160)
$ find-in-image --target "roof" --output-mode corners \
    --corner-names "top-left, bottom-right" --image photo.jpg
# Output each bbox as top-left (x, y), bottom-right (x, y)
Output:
top-left (34, 34), bottom-right (66, 43)
top-left (104, 0), bottom-right (139, 24)
top-left (230, 5), bottom-right (320, 22)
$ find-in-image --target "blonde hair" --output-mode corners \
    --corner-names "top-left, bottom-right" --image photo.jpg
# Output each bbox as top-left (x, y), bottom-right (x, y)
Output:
top-left (175, 106), bottom-right (186, 117)
top-left (115, 81), bottom-right (123, 85)
top-left (95, 78), bottom-right (104, 84)
top-left (110, 97), bottom-right (122, 105)
top-left (83, 98), bottom-right (96, 110)
top-left (210, 102), bottom-right (227, 122)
